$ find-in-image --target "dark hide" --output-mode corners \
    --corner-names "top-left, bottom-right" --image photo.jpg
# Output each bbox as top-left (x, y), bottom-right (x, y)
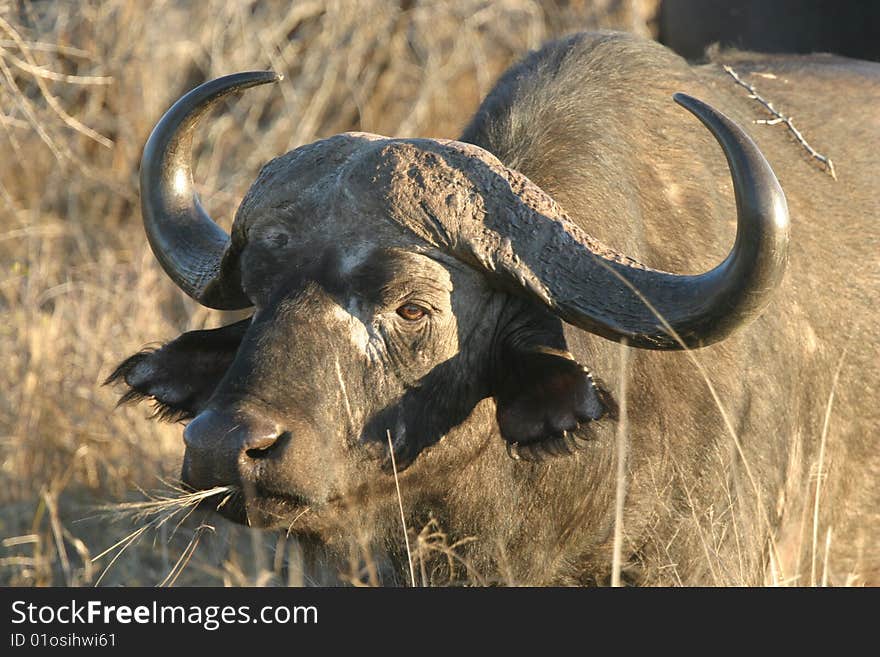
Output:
top-left (659, 0), bottom-right (880, 62)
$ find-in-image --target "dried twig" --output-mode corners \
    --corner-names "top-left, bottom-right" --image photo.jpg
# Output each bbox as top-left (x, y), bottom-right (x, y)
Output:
top-left (0, 38), bottom-right (97, 61)
top-left (412, 517), bottom-right (482, 586)
top-left (0, 16), bottom-right (113, 148)
top-left (723, 65), bottom-right (837, 180)
top-left (5, 51), bottom-right (112, 86)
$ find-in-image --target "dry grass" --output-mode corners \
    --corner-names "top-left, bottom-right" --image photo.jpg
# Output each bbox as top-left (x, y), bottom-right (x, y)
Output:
top-left (0, 0), bottom-right (662, 587)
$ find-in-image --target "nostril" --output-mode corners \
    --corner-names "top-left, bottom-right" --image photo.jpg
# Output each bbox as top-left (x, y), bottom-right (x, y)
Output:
top-left (244, 431), bottom-right (288, 460)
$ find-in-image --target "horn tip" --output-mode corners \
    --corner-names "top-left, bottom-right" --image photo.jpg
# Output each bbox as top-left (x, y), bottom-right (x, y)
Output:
top-left (672, 92), bottom-right (699, 111)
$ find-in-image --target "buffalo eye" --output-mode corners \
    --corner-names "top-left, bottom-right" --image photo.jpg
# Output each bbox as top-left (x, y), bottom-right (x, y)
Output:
top-left (396, 303), bottom-right (428, 321)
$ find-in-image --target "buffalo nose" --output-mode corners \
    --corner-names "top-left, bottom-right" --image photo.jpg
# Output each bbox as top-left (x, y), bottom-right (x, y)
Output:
top-left (183, 408), bottom-right (284, 459)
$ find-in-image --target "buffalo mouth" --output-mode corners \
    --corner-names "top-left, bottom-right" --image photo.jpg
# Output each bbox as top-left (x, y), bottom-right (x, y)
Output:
top-left (193, 484), bottom-right (312, 529)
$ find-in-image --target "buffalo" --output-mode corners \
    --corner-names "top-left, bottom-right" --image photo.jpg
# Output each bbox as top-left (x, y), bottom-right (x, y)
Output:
top-left (659, 0), bottom-right (880, 62)
top-left (109, 32), bottom-right (879, 585)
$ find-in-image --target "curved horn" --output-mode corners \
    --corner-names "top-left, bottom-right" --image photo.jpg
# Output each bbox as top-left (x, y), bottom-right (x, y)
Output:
top-left (405, 93), bottom-right (788, 349)
top-left (140, 71), bottom-right (282, 309)
top-left (521, 93), bottom-right (790, 349)
top-left (571, 93), bottom-right (791, 348)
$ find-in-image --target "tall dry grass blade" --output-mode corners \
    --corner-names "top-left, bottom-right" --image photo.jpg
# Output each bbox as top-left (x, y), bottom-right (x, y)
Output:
top-left (680, 469), bottom-right (723, 585)
top-left (811, 348), bottom-right (848, 586)
top-left (61, 527), bottom-right (93, 585)
top-left (766, 544), bottom-right (780, 587)
top-left (592, 258), bottom-right (783, 579)
top-left (1, 535), bottom-right (39, 548)
top-left (0, 54), bottom-right (63, 160)
top-left (821, 526), bottom-right (832, 587)
top-left (285, 507), bottom-right (311, 538)
top-left (159, 524), bottom-right (213, 587)
top-left (41, 488), bottom-right (72, 586)
top-left (611, 339), bottom-right (630, 587)
top-left (387, 429), bottom-right (416, 587)
top-left (93, 525), bottom-right (150, 586)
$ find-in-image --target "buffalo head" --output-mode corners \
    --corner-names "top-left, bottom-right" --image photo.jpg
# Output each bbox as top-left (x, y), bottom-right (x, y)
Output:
top-left (109, 71), bottom-right (788, 531)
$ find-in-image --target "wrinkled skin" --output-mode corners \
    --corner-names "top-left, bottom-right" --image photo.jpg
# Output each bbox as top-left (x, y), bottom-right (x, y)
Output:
top-left (117, 160), bottom-right (608, 529)
top-left (112, 33), bottom-right (879, 585)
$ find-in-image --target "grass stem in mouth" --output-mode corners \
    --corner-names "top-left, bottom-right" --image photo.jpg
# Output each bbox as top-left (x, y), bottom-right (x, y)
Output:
top-left (95, 484), bottom-right (237, 522)
top-left (90, 483), bottom-right (236, 585)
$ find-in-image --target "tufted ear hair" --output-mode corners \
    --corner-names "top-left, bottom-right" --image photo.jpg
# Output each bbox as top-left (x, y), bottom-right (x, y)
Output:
top-left (105, 318), bottom-right (250, 421)
top-left (493, 344), bottom-right (611, 462)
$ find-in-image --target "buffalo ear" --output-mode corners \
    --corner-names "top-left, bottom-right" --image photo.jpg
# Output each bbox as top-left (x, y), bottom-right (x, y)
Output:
top-left (105, 318), bottom-right (250, 421)
top-left (493, 346), bottom-right (610, 459)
